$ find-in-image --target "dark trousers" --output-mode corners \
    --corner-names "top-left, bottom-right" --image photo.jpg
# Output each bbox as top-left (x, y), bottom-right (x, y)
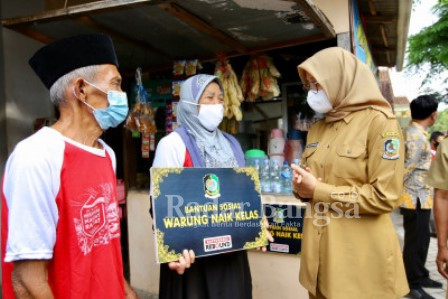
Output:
top-left (401, 200), bottom-right (431, 289)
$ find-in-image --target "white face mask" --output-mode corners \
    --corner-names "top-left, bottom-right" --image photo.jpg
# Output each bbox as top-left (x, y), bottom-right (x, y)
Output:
top-left (198, 104), bottom-right (224, 131)
top-left (307, 90), bottom-right (333, 114)
top-left (183, 101), bottom-right (224, 131)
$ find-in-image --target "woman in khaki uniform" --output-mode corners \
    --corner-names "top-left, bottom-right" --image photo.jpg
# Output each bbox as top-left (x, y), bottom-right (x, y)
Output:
top-left (292, 47), bottom-right (409, 299)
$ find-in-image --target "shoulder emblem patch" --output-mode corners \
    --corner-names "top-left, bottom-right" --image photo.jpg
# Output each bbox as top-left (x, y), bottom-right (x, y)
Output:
top-left (383, 138), bottom-right (400, 160)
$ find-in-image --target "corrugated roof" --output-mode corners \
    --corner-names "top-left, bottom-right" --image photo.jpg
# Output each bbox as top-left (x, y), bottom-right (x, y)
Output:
top-left (358, 0), bottom-right (411, 68)
top-left (1, 0), bottom-right (335, 72)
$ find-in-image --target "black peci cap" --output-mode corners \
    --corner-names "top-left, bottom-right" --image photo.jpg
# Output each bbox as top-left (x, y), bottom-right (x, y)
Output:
top-left (29, 34), bottom-right (119, 89)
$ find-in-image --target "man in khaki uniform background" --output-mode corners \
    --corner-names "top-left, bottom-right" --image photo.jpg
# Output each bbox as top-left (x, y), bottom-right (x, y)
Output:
top-left (399, 95), bottom-right (442, 298)
top-left (427, 137), bottom-right (448, 299)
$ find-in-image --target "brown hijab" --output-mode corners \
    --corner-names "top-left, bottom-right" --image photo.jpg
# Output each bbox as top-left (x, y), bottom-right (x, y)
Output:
top-left (297, 47), bottom-right (394, 123)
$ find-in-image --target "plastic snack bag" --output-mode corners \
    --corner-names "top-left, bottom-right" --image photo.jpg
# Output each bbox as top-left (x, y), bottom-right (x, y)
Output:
top-left (172, 80), bottom-right (184, 97)
top-left (185, 59), bottom-right (198, 76)
top-left (173, 60), bottom-right (186, 76)
top-left (125, 68), bottom-right (157, 135)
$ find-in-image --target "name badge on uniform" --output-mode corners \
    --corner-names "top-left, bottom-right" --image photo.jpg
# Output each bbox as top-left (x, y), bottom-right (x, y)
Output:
top-left (306, 142), bottom-right (319, 149)
top-left (383, 138), bottom-right (400, 160)
top-left (382, 131), bottom-right (399, 138)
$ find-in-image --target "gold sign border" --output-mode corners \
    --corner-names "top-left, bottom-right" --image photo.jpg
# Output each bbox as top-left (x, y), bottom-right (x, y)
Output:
top-left (234, 167), bottom-right (261, 194)
top-left (156, 229), bottom-right (183, 263)
top-left (151, 168), bottom-right (183, 199)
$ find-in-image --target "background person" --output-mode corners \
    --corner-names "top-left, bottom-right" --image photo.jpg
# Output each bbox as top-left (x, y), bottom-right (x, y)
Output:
top-left (430, 131), bottom-right (444, 160)
top-left (292, 47), bottom-right (408, 299)
top-left (429, 131), bottom-right (444, 236)
top-left (400, 95), bottom-right (442, 298)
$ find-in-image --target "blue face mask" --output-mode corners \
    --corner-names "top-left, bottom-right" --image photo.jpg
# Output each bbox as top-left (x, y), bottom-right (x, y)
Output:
top-left (75, 81), bottom-right (129, 130)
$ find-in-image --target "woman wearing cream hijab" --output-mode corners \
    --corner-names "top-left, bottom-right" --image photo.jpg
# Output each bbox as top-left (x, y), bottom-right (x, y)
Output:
top-left (292, 47), bottom-right (409, 298)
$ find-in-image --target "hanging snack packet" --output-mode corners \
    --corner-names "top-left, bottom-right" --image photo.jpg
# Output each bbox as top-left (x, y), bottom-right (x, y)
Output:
top-left (173, 60), bottom-right (186, 76)
top-left (185, 59), bottom-right (199, 76)
top-left (172, 80), bottom-right (184, 97)
top-left (125, 68), bottom-right (157, 134)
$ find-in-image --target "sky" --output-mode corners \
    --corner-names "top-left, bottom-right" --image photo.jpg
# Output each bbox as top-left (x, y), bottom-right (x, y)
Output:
top-left (389, 0), bottom-right (447, 110)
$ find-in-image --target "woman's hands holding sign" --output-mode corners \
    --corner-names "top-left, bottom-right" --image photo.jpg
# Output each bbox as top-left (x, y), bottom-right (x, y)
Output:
top-left (169, 249), bottom-right (196, 275)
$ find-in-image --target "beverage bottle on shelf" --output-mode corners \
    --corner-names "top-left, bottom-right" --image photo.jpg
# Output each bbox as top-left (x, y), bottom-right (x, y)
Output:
top-left (260, 158), bottom-right (272, 193)
top-left (270, 160), bottom-right (282, 194)
top-left (280, 161), bottom-right (293, 194)
top-left (292, 158), bottom-right (301, 167)
top-left (253, 159), bottom-right (260, 174)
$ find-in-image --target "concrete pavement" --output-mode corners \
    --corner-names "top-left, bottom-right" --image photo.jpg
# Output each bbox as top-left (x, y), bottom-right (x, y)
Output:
top-left (391, 209), bottom-right (447, 299)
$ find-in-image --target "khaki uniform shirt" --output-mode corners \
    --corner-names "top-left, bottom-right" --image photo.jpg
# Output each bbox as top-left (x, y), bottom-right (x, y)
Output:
top-left (427, 138), bottom-right (448, 190)
top-left (426, 135), bottom-right (448, 299)
top-left (400, 122), bottom-right (433, 209)
top-left (299, 108), bottom-right (409, 299)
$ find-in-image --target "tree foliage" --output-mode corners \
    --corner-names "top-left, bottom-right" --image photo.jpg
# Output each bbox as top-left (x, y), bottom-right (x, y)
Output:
top-left (430, 108), bottom-right (448, 134)
top-left (407, 0), bottom-right (448, 100)
top-left (407, 1), bottom-right (448, 73)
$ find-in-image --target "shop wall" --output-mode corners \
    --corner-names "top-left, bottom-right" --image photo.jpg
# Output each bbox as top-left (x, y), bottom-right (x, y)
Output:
top-left (1, 0), bottom-right (52, 155)
top-left (0, 5), bottom-right (6, 173)
top-left (0, 0), bottom-right (49, 283)
top-left (127, 191), bottom-right (308, 299)
top-left (127, 191), bottom-right (160, 297)
top-left (249, 251), bottom-right (307, 298)
top-left (0, 1), bottom-right (4, 282)
top-left (314, 0), bottom-right (350, 34)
